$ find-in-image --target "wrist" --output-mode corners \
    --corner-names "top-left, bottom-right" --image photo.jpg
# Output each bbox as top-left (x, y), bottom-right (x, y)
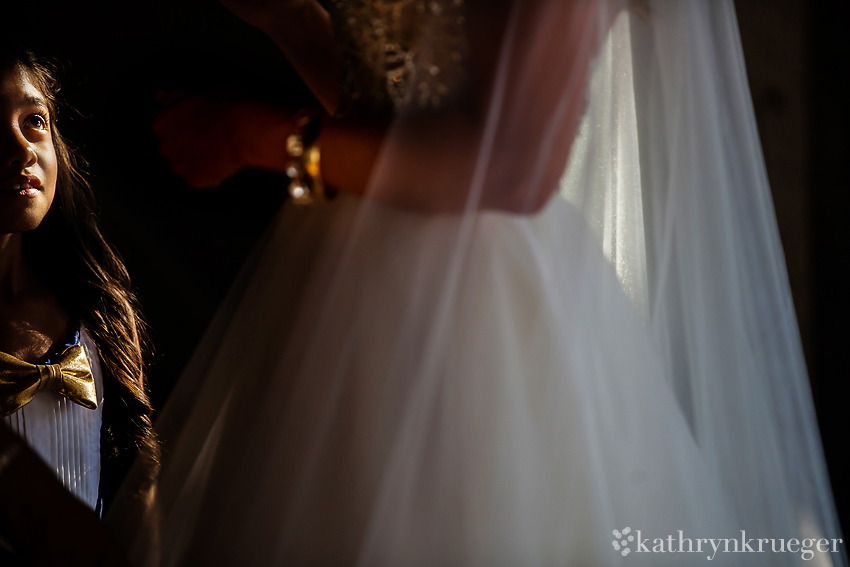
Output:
top-left (236, 109), bottom-right (294, 172)
top-left (283, 109), bottom-right (328, 204)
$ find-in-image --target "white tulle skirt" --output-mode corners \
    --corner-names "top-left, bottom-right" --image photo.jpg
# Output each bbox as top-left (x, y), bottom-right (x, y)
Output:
top-left (121, 193), bottom-right (833, 567)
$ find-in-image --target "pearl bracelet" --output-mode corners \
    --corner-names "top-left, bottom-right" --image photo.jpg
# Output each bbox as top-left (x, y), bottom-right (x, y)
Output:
top-left (285, 110), bottom-right (326, 205)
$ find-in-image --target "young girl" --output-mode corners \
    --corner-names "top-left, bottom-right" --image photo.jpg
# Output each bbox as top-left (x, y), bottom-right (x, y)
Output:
top-left (0, 42), bottom-right (157, 563)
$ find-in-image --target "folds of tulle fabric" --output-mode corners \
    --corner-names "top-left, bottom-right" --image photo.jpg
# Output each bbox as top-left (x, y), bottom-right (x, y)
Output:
top-left (117, 196), bottom-right (784, 566)
top-left (106, 2), bottom-right (845, 566)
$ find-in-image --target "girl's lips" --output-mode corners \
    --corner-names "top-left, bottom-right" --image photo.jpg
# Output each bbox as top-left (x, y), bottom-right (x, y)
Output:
top-left (4, 176), bottom-right (42, 196)
top-left (8, 186), bottom-right (39, 197)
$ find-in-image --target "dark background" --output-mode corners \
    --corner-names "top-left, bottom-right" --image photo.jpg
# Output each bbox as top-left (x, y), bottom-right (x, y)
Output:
top-left (10, 0), bottom-right (849, 533)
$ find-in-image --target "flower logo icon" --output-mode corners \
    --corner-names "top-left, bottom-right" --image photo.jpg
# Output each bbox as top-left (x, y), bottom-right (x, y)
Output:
top-left (612, 527), bottom-right (635, 556)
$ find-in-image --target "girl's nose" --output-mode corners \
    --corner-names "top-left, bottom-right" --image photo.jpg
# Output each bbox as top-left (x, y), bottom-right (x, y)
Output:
top-left (2, 127), bottom-right (37, 170)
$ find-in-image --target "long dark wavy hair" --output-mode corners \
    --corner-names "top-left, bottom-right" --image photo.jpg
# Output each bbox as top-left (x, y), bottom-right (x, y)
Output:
top-left (1, 43), bottom-right (159, 509)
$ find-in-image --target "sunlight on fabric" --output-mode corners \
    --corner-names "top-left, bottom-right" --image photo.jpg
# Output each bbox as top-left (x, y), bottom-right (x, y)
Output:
top-left (561, 11), bottom-right (649, 320)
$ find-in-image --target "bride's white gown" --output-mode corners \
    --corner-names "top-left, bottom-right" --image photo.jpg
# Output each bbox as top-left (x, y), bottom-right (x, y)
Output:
top-left (127, 189), bottom-right (840, 565)
top-left (110, 2), bottom-right (844, 566)
top-left (147, 195), bottom-right (734, 566)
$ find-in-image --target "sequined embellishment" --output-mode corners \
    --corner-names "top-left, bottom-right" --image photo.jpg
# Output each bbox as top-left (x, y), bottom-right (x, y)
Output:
top-left (329, 0), bottom-right (469, 116)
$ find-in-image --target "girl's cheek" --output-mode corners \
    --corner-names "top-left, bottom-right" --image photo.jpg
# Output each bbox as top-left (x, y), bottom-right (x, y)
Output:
top-left (41, 143), bottom-right (58, 199)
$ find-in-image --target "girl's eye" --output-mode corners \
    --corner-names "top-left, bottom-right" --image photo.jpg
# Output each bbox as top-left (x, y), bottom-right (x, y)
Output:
top-left (25, 114), bottom-right (49, 130)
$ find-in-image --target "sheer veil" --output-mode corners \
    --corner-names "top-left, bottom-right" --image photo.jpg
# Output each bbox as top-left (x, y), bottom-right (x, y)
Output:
top-left (108, 1), bottom-right (845, 565)
top-left (564, 1), bottom-right (843, 560)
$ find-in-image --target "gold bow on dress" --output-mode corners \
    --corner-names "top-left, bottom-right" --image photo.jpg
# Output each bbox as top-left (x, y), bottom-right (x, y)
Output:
top-left (0, 344), bottom-right (97, 417)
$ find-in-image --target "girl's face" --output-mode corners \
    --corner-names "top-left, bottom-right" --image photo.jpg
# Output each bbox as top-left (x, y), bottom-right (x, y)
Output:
top-left (0, 63), bottom-right (57, 235)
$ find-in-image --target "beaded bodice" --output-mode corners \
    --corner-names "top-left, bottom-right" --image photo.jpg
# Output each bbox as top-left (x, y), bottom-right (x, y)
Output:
top-left (327, 0), bottom-right (470, 117)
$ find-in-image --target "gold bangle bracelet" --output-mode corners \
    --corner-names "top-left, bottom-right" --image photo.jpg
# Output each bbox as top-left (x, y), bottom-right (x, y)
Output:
top-left (304, 140), bottom-right (324, 201)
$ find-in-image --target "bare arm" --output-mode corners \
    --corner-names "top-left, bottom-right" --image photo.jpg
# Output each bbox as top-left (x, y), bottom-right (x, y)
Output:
top-left (260, 0), bottom-right (611, 213)
top-left (219, 0), bottom-right (342, 114)
top-left (165, 1), bottom-right (617, 213)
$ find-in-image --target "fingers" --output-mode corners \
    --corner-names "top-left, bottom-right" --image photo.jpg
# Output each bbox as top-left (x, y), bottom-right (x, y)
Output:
top-left (152, 94), bottom-right (240, 189)
top-left (152, 90), bottom-right (294, 189)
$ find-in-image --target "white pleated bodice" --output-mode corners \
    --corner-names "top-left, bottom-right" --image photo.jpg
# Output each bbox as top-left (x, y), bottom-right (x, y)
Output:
top-left (3, 326), bottom-right (103, 509)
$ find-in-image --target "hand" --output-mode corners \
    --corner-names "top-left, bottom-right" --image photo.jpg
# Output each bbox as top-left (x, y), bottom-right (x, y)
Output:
top-left (153, 90), bottom-right (292, 189)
